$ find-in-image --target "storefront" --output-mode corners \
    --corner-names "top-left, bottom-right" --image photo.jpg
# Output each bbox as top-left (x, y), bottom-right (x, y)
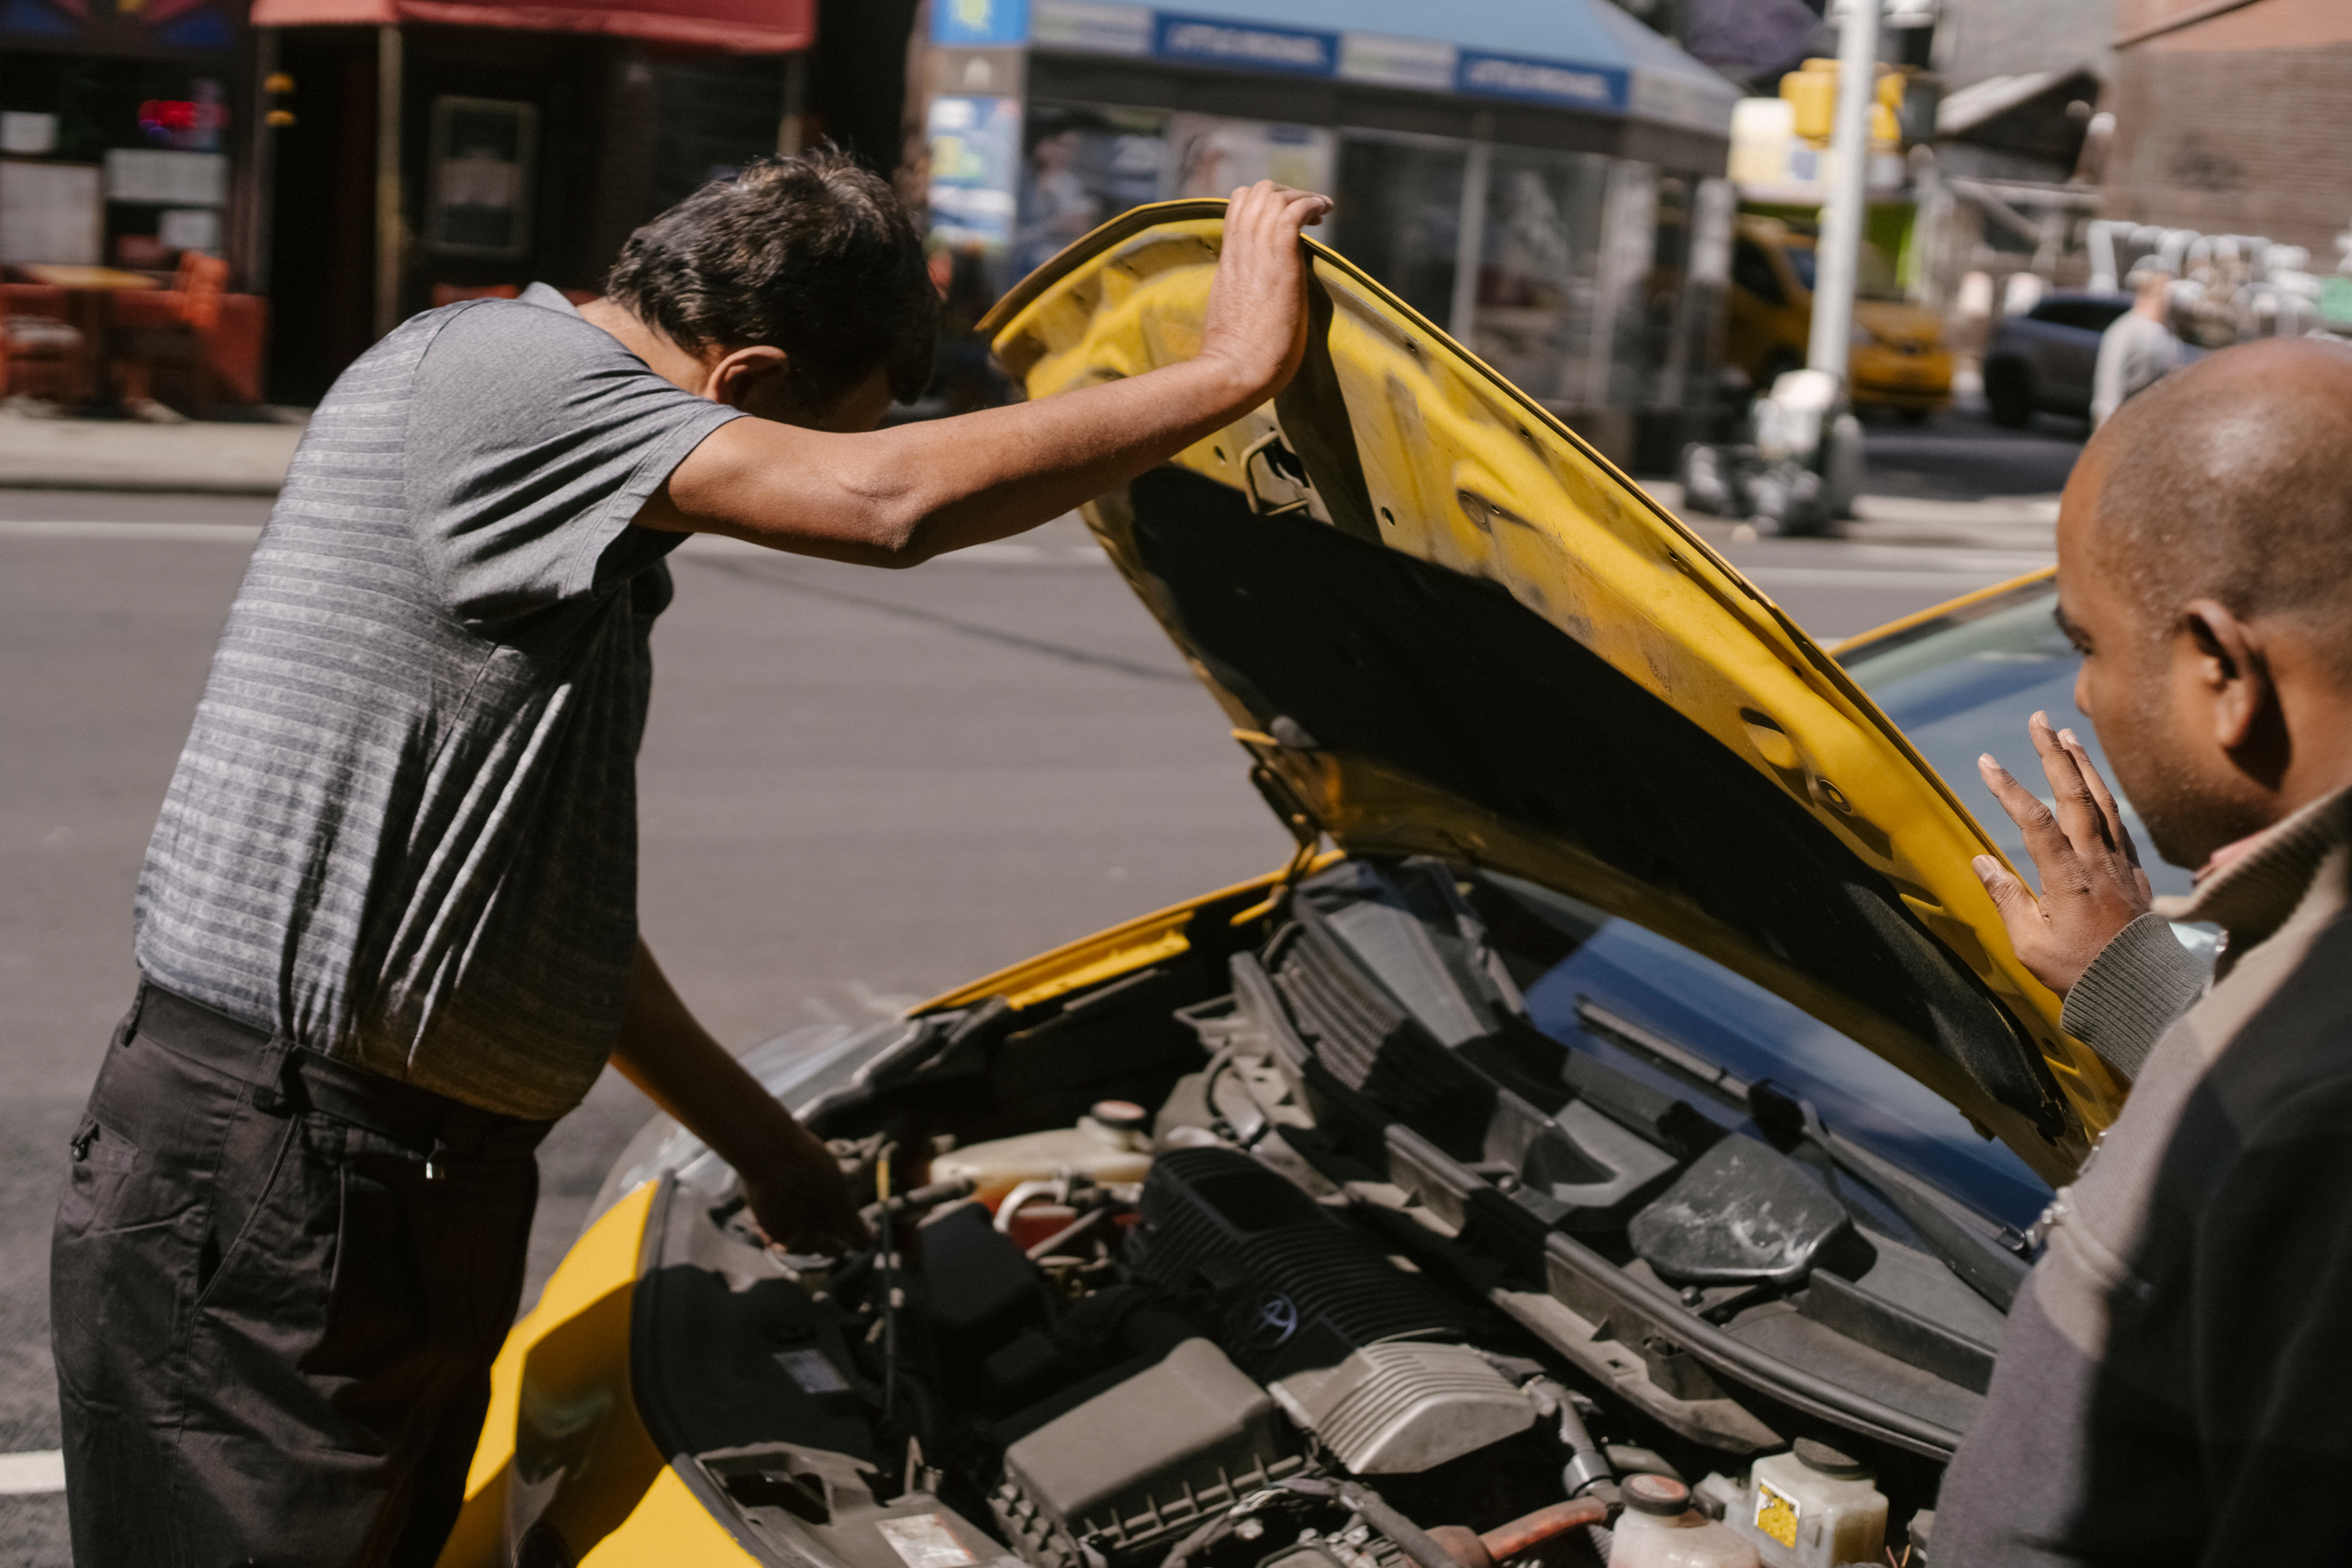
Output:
top-left (1, 0), bottom-right (274, 401)
top-left (1, 0), bottom-right (254, 269)
top-left (920, 0), bottom-right (1739, 467)
top-left (244, 0), bottom-right (814, 399)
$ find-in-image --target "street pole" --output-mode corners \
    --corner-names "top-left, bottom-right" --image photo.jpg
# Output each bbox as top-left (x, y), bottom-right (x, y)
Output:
top-left (778, 50), bottom-right (807, 157)
top-left (1806, 0), bottom-right (1881, 383)
top-left (373, 24), bottom-right (404, 342)
top-left (1447, 118), bottom-right (1493, 346)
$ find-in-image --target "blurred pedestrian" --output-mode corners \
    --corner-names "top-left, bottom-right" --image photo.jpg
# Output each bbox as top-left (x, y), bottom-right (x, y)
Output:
top-left (2089, 265), bottom-right (2180, 428)
top-left (1938, 338), bottom-right (2352, 1564)
top-left (50, 150), bottom-right (1329, 1568)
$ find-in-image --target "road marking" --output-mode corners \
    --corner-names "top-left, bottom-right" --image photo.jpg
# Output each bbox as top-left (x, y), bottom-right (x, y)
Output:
top-left (0, 1448), bottom-right (65, 1494)
top-left (0, 520), bottom-right (261, 542)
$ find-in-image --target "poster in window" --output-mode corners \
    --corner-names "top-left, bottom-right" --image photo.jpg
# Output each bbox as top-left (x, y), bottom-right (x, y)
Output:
top-left (429, 97), bottom-right (537, 258)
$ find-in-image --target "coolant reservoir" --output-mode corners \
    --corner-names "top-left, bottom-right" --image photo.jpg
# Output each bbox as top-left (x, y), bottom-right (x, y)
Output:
top-left (928, 1101), bottom-right (1153, 1209)
top-left (1609, 1475), bottom-right (1761, 1568)
top-left (1739, 1441), bottom-right (1888, 1568)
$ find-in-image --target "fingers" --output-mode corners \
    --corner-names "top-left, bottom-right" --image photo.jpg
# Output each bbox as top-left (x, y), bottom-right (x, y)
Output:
top-left (2027, 710), bottom-right (2110, 858)
top-left (1978, 748), bottom-right (2076, 883)
top-left (1225, 180), bottom-right (1333, 238)
top-left (756, 1201), bottom-right (870, 1257)
top-left (2056, 726), bottom-right (2143, 873)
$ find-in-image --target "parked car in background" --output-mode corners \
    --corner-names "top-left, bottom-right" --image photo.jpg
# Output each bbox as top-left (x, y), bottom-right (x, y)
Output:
top-left (432, 205), bottom-right (2154, 1568)
top-left (1727, 216), bottom-right (1952, 420)
top-left (1980, 292), bottom-right (2136, 428)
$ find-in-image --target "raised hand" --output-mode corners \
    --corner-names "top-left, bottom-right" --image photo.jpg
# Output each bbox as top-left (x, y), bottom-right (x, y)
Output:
top-left (1197, 180), bottom-right (1334, 404)
top-left (1972, 711), bottom-right (2155, 997)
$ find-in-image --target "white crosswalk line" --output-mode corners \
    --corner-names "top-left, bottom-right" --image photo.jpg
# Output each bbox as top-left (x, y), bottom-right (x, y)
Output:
top-left (0, 1448), bottom-right (65, 1494)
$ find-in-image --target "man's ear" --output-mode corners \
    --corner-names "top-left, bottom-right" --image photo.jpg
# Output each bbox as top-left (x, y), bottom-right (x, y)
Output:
top-left (2183, 597), bottom-right (2273, 753)
top-left (706, 345), bottom-right (791, 410)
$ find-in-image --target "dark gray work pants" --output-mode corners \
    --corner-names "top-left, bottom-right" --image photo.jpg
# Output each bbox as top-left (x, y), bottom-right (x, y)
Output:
top-left (51, 982), bottom-right (552, 1567)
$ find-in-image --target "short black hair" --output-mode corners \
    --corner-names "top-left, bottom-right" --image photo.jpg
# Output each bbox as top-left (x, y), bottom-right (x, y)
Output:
top-left (605, 150), bottom-right (939, 407)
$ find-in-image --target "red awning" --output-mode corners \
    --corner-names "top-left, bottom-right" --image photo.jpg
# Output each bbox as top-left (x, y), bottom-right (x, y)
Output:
top-left (250, 0), bottom-right (810, 52)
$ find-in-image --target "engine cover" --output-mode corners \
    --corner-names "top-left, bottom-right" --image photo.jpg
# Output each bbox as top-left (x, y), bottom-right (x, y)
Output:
top-left (1270, 1341), bottom-right (1538, 1474)
top-left (992, 1338), bottom-right (1304, 1568)
top-left (1127, 1147), bottom-right (1532, 1472)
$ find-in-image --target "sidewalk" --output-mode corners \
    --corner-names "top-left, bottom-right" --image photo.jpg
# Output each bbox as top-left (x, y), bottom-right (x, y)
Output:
top-left (0, 408), bottom-right (306, 494)
top-left (1640, 479), bottom-right (2059, 555)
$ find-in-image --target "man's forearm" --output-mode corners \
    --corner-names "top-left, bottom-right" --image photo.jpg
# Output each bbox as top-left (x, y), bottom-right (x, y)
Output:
top-left (608, 939), bottom-right (806, 1170)
top-left (661, 352), bottom-right (1258, 568)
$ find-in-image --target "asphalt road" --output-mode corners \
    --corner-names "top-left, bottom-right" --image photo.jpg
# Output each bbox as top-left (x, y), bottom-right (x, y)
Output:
top-left (0, 409), bottom-right (2078, 1555)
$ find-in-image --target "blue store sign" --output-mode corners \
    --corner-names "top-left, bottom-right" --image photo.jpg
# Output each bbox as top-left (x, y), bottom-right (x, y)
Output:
top-left (1152, 12), bottom-right (1337, 75)
top-left (1456, 50), bottom-right (1629, 113)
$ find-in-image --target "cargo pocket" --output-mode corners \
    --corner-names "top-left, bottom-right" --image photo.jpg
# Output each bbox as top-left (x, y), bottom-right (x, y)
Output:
top-left (57, 1116), bottom-right (140, 1234)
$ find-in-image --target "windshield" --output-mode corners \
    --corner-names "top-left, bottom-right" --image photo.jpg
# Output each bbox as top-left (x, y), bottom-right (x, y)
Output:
top-left (1838, 581), bottom-right (2200, 909)
top-left (1449, 579), bottom-right (2234, 1235)
top-left (1469, 870), bottom-right (2054, 1232)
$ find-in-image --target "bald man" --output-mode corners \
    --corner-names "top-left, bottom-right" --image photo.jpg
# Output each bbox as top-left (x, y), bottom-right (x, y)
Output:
top-left (1935, 337), bottom-right (2352, 1564)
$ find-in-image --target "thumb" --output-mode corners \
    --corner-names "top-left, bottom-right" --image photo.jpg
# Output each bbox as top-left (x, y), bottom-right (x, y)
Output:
top-left (1973, 854), bottom-right (2039, 931)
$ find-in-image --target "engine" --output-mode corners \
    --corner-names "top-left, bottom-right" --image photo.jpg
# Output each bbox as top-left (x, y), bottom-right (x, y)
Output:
top-left (984, 1148), bottom-right (1538, 1568)
top-left (1127, 1148), bottom-right (1534, 1473)
top-left (755, 859), bottom-right (1937, 1568)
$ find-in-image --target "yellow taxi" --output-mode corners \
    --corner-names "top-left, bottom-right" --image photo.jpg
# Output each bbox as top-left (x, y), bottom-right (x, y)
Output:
top-left (1728, 215), bottom-right (1951, 420)
top-left (434, 204), bottom-right (2140, 1568)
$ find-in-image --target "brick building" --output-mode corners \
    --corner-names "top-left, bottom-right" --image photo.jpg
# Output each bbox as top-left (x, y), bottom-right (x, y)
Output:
top-left (2104, 0), bottom-right (2352, 262)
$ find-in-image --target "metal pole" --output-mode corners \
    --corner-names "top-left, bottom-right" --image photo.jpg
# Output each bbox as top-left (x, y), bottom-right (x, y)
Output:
top-left (1805, 0), bottom-right (1880, 382)
top-left (778, 50), bottom-right (807, 157)
top-left (373, 23), bottom-right (404, 341)
top-left (237, 28), bottom-right (279, 293)
top-left (1447, 116), bottom-right (1493, 345)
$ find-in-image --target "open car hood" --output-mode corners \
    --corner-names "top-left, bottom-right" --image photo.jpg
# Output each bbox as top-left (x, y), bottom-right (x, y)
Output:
top-left (979, 202), bottom-right (2123, 1183)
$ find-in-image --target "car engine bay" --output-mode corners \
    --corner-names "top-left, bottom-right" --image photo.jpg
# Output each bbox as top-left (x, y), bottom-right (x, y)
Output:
top-left (621, 857), bottom-right (2041, 1568)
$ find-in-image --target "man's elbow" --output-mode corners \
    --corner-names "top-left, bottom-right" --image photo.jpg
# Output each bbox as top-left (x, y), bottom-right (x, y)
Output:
top-left (865, 506), bottom-right (945, 569)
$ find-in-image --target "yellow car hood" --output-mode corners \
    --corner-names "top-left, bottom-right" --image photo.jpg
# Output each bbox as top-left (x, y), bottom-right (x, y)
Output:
top-left (981, 202), bottom-right (2120, 1183)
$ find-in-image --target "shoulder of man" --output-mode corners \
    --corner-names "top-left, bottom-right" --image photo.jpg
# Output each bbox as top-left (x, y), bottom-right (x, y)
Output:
top-left (400, 287), bottom-right (740, 637)
top-left (412, 287), bottom-right (640, 383)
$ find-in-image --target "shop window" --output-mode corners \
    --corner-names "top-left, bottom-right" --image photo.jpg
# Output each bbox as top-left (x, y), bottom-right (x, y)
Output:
top-left (1470, 147), bottom-right (1611, 406)
top-left (0, 160), bottom-right (102, 266)
top-left (1658, 177), bottom-right (1735, 412)
top-left (643, 57), bottom-right (793, 216)
top-left (428, 97), bottom-right (536, 258)
top-left (1333, 135), bottom-right (1466, 328)
top-left (930, 93), bottom-right (1024, 270)
top-left (1018, 102), bottom-right (1169, 279)
top-left (1168, 115), bottom-right (1334, 204)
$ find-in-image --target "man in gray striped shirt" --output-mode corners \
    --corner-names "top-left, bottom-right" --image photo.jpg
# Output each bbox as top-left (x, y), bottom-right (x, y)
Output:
top-left (53, 153), bottom-right (1331, 1566)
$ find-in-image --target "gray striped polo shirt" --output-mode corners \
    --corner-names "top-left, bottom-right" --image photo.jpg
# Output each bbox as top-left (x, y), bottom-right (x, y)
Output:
top-left (134, 285), bottom-right (741, 1119)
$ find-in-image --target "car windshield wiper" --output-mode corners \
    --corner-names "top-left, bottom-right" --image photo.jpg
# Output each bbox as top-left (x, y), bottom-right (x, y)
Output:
top-left (1574, 999), bottom-right (2030, 1312)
